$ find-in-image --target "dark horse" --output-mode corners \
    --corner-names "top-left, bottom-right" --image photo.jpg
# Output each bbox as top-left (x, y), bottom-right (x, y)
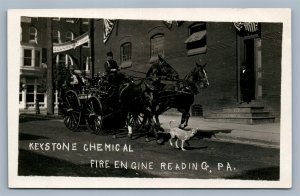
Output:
top-left (147, 57), bottom-right (209, 129)
top-left (118, 74), bottom-right (158, 140)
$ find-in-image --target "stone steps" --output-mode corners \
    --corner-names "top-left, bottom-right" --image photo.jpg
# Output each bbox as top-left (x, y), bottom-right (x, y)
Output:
top-left (205, 106), bottom-right (275, 125)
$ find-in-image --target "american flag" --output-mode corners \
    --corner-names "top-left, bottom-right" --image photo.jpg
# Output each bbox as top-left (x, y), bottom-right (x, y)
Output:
top-left (244, 22), bottom-right (258, 32)
top-left (234, 22), bottom-right (258, 32)
top-left (103, 19), bottom-right (116, 43)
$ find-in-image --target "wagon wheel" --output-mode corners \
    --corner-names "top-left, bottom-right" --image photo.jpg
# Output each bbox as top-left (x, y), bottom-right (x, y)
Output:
top-left (127, 113), bottom-right (144, 138)
top-left (86, 96), bottom-right (103, 135)
top-left (63, 90), bottom-right (82, 131)
top-left (127, 113), bottom-right (144, 130)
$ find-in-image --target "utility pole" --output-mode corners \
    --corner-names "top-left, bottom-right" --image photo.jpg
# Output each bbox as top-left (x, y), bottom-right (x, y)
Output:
top-left (89, 19), bottom-right (95, 78)
top-left (46, 18), bottom-right (54, 115)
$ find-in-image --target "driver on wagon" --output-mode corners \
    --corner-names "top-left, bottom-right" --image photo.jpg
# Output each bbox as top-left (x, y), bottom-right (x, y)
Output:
top-left (104, 51), bottom-right (121, 89)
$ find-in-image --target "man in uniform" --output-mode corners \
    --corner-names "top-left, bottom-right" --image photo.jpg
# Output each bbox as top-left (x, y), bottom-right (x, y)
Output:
top-left (104, 51), bottom-right (120, 89)
top-left (240, 64), bottom-right (253, 104)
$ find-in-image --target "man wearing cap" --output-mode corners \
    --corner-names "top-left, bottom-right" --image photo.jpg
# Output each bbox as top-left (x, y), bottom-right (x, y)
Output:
top-left (104, 51), bottom-right (121, 91)
top-left (104, 51), bottom-right (119, 73)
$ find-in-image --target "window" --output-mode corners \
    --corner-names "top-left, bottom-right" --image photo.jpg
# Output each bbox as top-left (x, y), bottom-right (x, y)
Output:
top-left (23, 48), bottom-right (41, 67)
top-left (55, 54), bottom-right (73, 67)
top-left (23, 49), bottom-right (32, 66)
top-left (121, 42), bottom-right (132, 62)
top-left (29, 27), bottom-right (38, 43)
top-left (37, 85), bottom-right (45, 102)
top-left (65, 31), bottom-right (74, 42)
top-left (53, 30), bottom-right (61, 44)
top-left (185, 23), bottom-right (207, 56)
top-left (26, 85), bottom-right (34, 102)
top-left (150, 34), bottom-right (164, 58)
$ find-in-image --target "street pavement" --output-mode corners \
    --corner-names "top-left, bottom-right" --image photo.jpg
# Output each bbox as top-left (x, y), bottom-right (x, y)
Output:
top-left (18, 115), bottom-right (280, 179)
top-left (20, 110), bottom-right (280, 148)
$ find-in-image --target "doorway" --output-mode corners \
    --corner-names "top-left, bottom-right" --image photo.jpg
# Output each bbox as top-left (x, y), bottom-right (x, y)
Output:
top-left (243, 38), bottom-right (256, 101)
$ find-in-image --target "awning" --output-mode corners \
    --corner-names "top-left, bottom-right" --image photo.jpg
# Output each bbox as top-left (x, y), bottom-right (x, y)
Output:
top-left (184, 30), bottom-right (206, 44)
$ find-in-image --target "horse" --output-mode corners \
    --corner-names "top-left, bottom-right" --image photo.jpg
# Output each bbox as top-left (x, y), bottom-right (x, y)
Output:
top-left (150, 60), bottom-right (209, 129)
top-left (118, 75), bottom-right (159, 141)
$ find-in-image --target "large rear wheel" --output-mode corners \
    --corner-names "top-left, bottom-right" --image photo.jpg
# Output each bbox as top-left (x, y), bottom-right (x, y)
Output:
top-left (86, 97), bottom-right (103, 134)
top-left (63, 90), bottom-right (82, 131)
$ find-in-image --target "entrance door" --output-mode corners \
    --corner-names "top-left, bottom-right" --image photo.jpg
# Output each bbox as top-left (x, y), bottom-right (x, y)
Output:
top-left (243, 38), bottom-right (256, 101)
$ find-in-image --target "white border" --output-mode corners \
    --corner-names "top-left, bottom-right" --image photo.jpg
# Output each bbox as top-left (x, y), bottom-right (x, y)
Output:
top-left (8, 8), bottom-right (292, 188)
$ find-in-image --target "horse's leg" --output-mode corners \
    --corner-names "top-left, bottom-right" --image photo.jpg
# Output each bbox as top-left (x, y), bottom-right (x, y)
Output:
top-left (144, 116), bottom-right (150, 142)
top-left (179, 112), bottom-right (186, 129)
top-left (184, 111), bottom-right (190, 128)
top-left (179, 110), bottom-right (190, 129)
top-left (127, 125), bottom-right (133, 139)
top-left (154, 113), bottom-right (160, 127)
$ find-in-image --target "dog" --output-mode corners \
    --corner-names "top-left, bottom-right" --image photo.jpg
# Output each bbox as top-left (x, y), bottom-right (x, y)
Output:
top-left (167, 120), bottom-right (198, 151)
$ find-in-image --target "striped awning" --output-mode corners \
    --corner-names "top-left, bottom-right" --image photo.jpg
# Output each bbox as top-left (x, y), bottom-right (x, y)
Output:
top-left (184, 30), bottom-right (206, 44)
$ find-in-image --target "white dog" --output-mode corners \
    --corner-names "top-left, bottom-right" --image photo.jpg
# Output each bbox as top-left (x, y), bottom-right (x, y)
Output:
top-left (167, 120), bottom-right (198, 151)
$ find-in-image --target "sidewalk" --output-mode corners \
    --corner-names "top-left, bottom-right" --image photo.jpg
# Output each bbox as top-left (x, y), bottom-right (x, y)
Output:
top-left (19, 110), bottom-right (280, 148)
top-left (159, 114), bottom-right (280, 148)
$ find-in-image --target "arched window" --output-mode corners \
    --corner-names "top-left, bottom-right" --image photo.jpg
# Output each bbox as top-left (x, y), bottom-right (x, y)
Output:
top-left (121, 42), bottom-right (132, 63)
top-left (53, 30), bottom-right (61, 44)
top-left (55, 54), bottom-right (73, 67)
top-left (29, 27), bottom-right (38, 43)
top-left (65, 31), bottom-right (74, 42)
top-left (150, 34), bottom-right (164, 58)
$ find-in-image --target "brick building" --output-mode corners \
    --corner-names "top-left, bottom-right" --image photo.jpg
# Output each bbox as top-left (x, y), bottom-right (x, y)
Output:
top-left (92, 19), bottom-right (282, 121)
top-left (19, 17), bottom-right (91, 110)
top-left (19, 17), bottom-right (282, 122)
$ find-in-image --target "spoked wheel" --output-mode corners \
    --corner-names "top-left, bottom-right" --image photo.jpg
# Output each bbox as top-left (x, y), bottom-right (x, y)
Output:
top-left (127, 113), bottom-right (144, 138)
top-left (63, 90), bottom-right (82, 131)
top-left (86, 96), bottom-right (103, 135)
top-left (127, 113), bottom-right (144, 130)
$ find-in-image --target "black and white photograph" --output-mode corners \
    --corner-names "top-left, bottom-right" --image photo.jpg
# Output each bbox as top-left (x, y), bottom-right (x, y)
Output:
top-left (8, 9), bottom-right (291, 188)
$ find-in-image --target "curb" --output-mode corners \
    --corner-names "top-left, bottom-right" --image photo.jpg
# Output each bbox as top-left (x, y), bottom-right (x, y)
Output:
top-left (20, 113), bottom-right (63, 120)
top-left (209, 134), bottom-right (280, 149)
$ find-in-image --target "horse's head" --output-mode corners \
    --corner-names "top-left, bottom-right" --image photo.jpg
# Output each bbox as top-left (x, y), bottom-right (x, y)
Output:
top-left (183, 62), bottom-right (209, 94)
top-left (194, 62), bottom-right (209, 88)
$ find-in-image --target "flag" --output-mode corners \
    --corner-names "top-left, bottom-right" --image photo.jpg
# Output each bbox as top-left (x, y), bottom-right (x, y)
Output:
top-left (103, 19), bottom-right (116, 43)
top-left (244, 22), bottom-right (258, 32)
top-left (234, 22), bottom-right (258, 32)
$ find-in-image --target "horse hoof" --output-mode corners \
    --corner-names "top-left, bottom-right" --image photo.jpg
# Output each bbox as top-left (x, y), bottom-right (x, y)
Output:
top-left (145, 138), bottom-right (150, 142)
top-left (127, 134), bottom-right (132, 139)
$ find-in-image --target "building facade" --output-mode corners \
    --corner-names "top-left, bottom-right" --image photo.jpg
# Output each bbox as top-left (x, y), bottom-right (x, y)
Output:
top-left (19, 17), bottom-right (282, 120)
top-left (92, 19), bottom-right (282, 119)
top-left (20, 17), bottom-right (91, 111)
